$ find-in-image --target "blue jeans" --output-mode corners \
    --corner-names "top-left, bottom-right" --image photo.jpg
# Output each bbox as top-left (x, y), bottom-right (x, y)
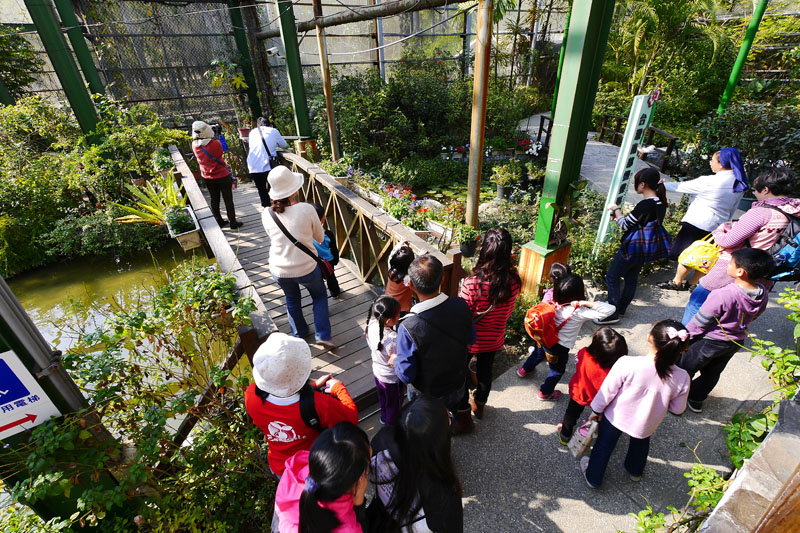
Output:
top-left (682, 284), bottom-right (711, 325)
top-left (275, 266), bottom-right (332, 341)
top-left (521, 343), bottom-right (570, 395)
top-left (606, 250), bottom-right (643, 316)
top-left (585, 415), bottom-right (650, 488)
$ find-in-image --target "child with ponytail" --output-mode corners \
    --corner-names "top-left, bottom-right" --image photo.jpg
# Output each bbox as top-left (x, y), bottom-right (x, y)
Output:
top-left (580, 320), bottom-right (690, 488)
top-left (274, 422), bottom-right (371, 532)
top-left (597, 168), bottom-right (671, 325)
top-left (366, 295), bottom-right (405, 426)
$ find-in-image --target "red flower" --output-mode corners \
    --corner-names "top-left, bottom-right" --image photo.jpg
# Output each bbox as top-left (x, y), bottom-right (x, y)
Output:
top-left (437, 60), bottom-right (442, 65)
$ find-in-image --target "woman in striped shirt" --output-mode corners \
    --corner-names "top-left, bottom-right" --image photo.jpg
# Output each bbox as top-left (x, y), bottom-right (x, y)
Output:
top-left (458, 228), bottom-right (521, 420)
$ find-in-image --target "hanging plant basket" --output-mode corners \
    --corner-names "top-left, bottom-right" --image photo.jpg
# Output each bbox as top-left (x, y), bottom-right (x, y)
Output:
top-left (166, 206), bottom-right (202, 252)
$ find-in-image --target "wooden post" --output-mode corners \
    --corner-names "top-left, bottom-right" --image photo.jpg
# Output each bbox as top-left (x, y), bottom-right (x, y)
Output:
top-left (313, 0), bottom-right (341, 161)
top-left (465, 0), bottom-right (493, 228)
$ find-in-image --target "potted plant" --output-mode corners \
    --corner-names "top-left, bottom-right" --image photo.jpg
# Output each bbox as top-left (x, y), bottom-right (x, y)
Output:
top-left (152, 147), bottom-right (174, 179)
top-left (456, 224), bottom-right (481, 257)
top-left (525, 161), bottom-right (546, 185)
top-left (165, 205), bottom-right (202, 251)
top-left (492, 159), bottom-right (522, 200)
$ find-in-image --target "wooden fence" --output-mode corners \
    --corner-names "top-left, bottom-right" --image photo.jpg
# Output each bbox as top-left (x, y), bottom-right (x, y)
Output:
top-left (279, 151), bottom-right (464, 296)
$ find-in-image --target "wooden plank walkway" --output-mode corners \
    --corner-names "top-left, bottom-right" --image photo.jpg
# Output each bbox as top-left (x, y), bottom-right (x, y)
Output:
top-left (209, 180), bottom-right (379, 408)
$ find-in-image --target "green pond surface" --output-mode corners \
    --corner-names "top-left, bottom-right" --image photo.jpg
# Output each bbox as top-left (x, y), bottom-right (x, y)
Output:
top-left (7, 243), bottom-right (191, 349)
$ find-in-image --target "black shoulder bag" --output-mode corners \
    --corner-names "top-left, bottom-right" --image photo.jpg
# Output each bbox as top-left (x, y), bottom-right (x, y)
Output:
top-left (257, 127), bottom-right (280, 169)
top-left (268, 207), bottom-right (339, 297)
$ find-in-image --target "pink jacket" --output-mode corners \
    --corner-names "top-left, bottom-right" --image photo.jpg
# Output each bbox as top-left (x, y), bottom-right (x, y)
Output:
top-left (274, 451), bottom-right (362, 533)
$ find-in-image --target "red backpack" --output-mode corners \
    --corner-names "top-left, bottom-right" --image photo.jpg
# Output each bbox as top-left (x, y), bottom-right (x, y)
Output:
top-left (524, 302), bottom-right (573, 349)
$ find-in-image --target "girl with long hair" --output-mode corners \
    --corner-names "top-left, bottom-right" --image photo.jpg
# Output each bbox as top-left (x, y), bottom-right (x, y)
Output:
top-left (274, 422), bottom-right (371, 532)
top-left (369, 397), bottom-right (463, 532)
top-left (457, 228), bottom-right (521, 421)
top-left (580, 320), bottom-right (690, 488)
top-left (365, 295), bottom-right (405, 426)
top-left (598, 167), bottom-right (671, 325)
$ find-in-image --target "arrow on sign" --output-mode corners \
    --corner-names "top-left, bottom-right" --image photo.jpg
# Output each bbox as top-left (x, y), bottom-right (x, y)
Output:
top-left (0, 413), bottom-right (37, 433)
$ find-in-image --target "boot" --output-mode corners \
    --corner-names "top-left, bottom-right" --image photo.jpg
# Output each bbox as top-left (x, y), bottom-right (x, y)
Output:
top-left (470, 397), bottom-right (486, 420)
top-left (452, 409), bottom-right (475, 435)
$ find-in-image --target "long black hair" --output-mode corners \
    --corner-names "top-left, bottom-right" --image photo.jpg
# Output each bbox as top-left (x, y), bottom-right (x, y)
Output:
top-left (471, 228), bottom-right (521, 305)
top-left (634, 167), bottom-right (667, 206)
top-left (552, 273), bottom-right (586, 304)
top-left (366, 295), bottom-right (401, 351)
top-left (299, 422), bottom-right (371, 533)
top-left (389, 243), bottom-right (415, 283)
top-left (586, 327), bottom-right (628, 370)
top-left (650, 320), bottom-right (690, 380)
top-left (381, 397), bottom-right (462, 526)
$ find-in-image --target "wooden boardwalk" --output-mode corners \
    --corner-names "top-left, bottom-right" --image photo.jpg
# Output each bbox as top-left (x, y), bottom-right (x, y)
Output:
top-left (213, 181), bottom-right (379, 407)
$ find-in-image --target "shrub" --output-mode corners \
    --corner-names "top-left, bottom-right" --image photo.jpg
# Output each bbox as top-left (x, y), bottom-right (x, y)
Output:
top-left (0, 26), bottom-right (44, 100)
top-left (683, 103), bottom-right (800, 178)
top-left (378, 157), bottom-right (468, 190)
top-left (506, 291), bottom-right (540, 347)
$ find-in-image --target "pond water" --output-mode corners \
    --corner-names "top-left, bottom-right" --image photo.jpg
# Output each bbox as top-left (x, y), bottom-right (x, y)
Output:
top-left (7, 243), bottom-right (191, 349)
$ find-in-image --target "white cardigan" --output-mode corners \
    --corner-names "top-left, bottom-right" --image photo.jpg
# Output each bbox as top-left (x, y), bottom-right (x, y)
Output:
top-left (663, 170), bottom-right (743, 232)
top-left (262, 203), bottom-right (324, 279)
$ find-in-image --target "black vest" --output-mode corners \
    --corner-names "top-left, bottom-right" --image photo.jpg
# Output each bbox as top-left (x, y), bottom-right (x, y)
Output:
top-left (401, 296), bottom-right (473, 397)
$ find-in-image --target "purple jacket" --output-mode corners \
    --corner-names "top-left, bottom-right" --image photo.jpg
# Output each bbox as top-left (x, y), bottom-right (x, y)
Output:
top-left (687, 283), bottom-right (768, 341)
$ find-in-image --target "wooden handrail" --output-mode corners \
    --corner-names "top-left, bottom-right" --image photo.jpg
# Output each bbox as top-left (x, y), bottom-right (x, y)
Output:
top-left (279, 151), bottom-right (464, 296)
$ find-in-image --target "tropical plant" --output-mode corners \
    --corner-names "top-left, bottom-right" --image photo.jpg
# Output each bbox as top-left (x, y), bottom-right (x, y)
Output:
top-left (112, 173), bottom-right (187, 225)
top-left (0, 26), bottom-right (44, 100)
top-left (2, 259), bottom-right (265, 530)
top-left (205, 58), bottom-right (251, 129)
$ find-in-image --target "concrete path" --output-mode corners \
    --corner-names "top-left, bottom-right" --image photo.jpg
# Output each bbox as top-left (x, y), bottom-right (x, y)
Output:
top-left (450, 271), bottom-right (791, 532)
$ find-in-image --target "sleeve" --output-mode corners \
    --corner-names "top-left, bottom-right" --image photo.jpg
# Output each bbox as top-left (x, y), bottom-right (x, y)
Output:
top-left (458, 278), bottom-right (476, 311)
top-left (590, 360), bottom-right (626, 414)
top-left (382, 330), bottom-right (398, 357)
top-left (394, 326), bottom-right (418, 384)
top-left (686, 291), bottom-right (724, 337)
top-left (711, 208), bottom-right (770, 250)
top-left (616, 200), bottom-right (649, 231)
top-left (668, 376), bottom-right (689, 415)
top-left (663, 174), bottom-right (713, 195)
top-left (756, 290), bottom-right (769, 319)
top-left (319, 383), bottom-right (359, 427)
top-left (575, 301), bottom-right (616, 321)
top-left (310, 208), bottom-right (325, 244)
top-left (273, 128), bottom-right (288, 149)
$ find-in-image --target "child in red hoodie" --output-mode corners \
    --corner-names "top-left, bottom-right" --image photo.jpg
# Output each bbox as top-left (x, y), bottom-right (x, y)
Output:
top-left (558, 328), bottom-right (628, 444)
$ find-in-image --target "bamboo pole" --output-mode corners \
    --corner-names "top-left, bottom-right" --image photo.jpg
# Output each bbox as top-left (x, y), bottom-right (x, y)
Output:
top-left (313, 0), bottom-right (341, 160)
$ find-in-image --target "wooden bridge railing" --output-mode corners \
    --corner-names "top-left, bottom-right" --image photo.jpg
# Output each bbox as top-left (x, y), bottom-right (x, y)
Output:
top-left (279, 151), bottom-right (464, 296)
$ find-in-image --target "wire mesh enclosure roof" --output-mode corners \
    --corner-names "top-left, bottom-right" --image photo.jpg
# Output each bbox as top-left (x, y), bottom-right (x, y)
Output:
top-left (74, 0), bottom-right (242, 126)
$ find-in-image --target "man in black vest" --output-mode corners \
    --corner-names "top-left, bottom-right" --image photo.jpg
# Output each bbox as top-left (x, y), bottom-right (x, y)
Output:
top-left (393, 254), bottom-right (477, 434)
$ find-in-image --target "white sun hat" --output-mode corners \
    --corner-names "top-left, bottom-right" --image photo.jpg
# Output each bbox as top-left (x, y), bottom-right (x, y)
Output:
top-left (252, 332), bottom-right (312, 397)
top-left (268, 166), bottom-right (305, 200)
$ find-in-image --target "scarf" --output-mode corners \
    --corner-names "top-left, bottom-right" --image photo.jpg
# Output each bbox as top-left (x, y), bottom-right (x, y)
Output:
top-left (719, 147), bottom-right (748, 193)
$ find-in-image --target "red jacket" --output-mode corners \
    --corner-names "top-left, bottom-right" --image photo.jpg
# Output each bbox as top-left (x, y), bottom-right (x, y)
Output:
top-left (192, 139), bottom-right (230, 179)
top-left (244, 382), bottom-right (358, 475)
top-left (568, 347), bottom-right (613, 406)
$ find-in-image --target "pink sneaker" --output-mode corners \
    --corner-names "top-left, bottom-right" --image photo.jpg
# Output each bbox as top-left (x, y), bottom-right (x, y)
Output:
top-left (516, 368), bottom-right (527, 378)
top-left (538, 390), bottom-right (563, 401)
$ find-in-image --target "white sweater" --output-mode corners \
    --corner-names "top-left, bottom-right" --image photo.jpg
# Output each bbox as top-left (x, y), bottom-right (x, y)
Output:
top-left (262, 203), bottom-right (325, 279)
top-left (663, 170), bottom-right (744, 232)
top-left (554, 301), bottom-right (616, 350)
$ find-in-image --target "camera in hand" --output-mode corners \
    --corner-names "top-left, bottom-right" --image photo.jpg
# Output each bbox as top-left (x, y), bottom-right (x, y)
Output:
top-left (211, 123), bottom-right (222, 137)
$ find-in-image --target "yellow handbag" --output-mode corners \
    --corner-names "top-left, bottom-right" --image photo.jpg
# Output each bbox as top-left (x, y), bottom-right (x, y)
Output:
top-left (678, 234), bottom-right (720, 274)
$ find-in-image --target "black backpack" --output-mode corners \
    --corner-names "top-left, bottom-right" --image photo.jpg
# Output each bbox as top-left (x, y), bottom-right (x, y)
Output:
top-left (258, 384), bottom-right (323, 431)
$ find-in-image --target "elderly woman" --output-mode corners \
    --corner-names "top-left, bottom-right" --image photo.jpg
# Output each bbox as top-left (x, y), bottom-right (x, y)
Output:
top-left (191, 121), bottom-right (242, 229)
top-left (262, 166), bottom-right (336, 350)
top-left (658, 148), bottom-right (747, 291)
top-left (682, 168), bottom-right (800, 324)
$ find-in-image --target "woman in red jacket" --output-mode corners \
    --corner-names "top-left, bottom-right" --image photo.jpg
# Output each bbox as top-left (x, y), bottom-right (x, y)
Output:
top-left (457, 228), bottom-right (521, 423)
top-left (191, 121), bottom-right (242, 229)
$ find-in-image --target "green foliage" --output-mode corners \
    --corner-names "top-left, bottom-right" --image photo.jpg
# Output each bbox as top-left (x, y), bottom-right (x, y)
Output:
top-left (0, 499), bottom-right (73, 532)
top-left (3, 259), bottom-right (267, 530)
top-left (455, 224), bottom-right (481, 245)
top-left (478, 189), bottom-right (541, 256)
top-left (165, 206), bottom-right (196, 235)
top-left (40, 206), bottom-right (168, 259)
top-left (152, 147), bottom-right (174, 172)
top-left (112, 172), bottom-right (188, 225)
top-left (683, 103), bottom-right (800, 178)
top-left (378, 157), bottom-right (468, 190)
top-left (0, 26), bottom-right (44, 100)
top-left (204, 58), bottom-right (251, 129)
top-left (506, 291), bottom-right (540, 347)
top-left (382, 187), bottom-right (430, 231)
top-left (627, 505), bottom-right (666, 533)
top-left (492, 159), bottom-right (524, 186)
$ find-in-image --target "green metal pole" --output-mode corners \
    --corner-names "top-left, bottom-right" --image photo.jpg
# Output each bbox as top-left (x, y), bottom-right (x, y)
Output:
top-left (532, 0), bottom-right (616, 251)
top-left (0, 77), bottom-right (14, 105)
top-left (275, 0), bottom-right (312, 136)
top-left (24, 0), bottom-right (97, 136)
top-left (227, 0), bottom-right (263, 121)
top-left (52, 0), bottom-right (104, 95)
top-left (717, 0), bottom-right (769, 114)
top-left (550, 0), bottom-right (571, 118)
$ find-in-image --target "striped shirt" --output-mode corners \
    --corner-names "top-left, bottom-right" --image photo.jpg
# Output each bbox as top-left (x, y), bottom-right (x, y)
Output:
top-left (459, 274), bottom-right (521, 353)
